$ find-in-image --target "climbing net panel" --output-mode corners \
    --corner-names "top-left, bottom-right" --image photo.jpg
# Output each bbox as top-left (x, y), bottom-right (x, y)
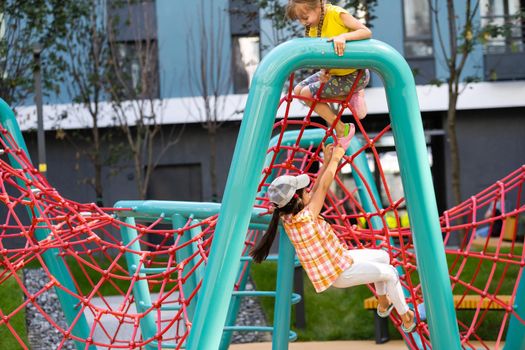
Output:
top-left (255, 72), bottom-right (525, 349)
top-left (0, 127), bottom-right (249, 349)
top-left (0, 69), bottom-right (523, 350)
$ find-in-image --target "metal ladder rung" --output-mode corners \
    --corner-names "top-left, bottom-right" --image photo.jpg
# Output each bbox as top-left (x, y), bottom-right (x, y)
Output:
top-left (240, 255), bottom-right (279, 262)
top-left (139, 302), bottom-right (182, 311)
top-left (240, 254), bottom-right (301, 267)
top-left (232, 290), bottom-right (275, 297)
top-left (160, 305), bottom-right (181, 311)
top-left (148, 340), bottom-right (183, 349)
top-left (231, 290), bottom-right (302, 305)
top-left (223, 326), bottom-right (297, 341)
top-left (130, 264), bottom-right (170, 274)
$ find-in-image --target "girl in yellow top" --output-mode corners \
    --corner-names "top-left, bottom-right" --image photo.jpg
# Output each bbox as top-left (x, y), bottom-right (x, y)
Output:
top-left (286, 0), bottom-right (372, 149)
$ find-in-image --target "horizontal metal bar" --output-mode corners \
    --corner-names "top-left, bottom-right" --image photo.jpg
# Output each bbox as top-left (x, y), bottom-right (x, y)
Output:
top-left (223, 325), bottom-right (273, 332)
top-left (148, 340), bottom-right (182, 349)
top-left (222, 326), bottom-right (297, 341)
top-left (232, 291), bottom-right (276, 297)
top-left (138, 267), bottom-right (168, 274)
top-left (114, 200), bottom-right (271, 225)
top-left (240, 254), bottom-right (279, 262)
top-left (160, 305), bottom-right (181, 311)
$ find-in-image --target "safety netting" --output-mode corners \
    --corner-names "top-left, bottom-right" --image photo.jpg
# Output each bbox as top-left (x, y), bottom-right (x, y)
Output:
top-left (0, 70), bottom-right (523, 349)
top-left (255, 72), bottom-right (525, 349)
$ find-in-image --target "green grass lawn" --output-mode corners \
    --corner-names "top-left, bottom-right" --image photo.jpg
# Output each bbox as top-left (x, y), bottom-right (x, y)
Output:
top-left (0, 273), bottom-right (29, 350)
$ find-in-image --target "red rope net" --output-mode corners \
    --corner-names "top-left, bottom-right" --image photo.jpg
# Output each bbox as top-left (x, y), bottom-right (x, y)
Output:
top-left (255, 72), bottom-right (525, 349)
top-left (0, 72), bottom-right (523, 349)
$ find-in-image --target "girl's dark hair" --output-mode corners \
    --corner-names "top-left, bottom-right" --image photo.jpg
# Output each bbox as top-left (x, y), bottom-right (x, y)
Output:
top-left (250, 188), bottom-right (306, 263)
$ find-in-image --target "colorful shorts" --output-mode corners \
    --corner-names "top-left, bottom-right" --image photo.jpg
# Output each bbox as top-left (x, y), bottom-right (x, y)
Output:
top-left (297, 69), bottom-right (370, 99)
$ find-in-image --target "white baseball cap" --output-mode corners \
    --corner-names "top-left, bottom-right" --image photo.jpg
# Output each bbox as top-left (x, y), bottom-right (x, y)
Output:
top-left (267, 174), bottom-right (310, 208)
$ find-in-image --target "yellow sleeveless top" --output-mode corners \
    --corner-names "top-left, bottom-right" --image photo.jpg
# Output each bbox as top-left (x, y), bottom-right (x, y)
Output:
top-left (307, 4), bottom-right (356, 76)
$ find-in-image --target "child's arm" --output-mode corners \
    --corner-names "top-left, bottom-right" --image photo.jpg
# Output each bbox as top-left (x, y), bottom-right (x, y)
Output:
top-left (307, 145), bottom-right (345, 218)
top-left (311, 143), bottom-right (333, 195)
top-left (328, 13), bottom-right (372, 56)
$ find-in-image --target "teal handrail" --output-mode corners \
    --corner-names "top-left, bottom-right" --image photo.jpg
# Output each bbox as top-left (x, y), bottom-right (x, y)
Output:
top-left (0, 99), bottom-right (94, 350)
top-left (186, 38), bottom-right (461, 350)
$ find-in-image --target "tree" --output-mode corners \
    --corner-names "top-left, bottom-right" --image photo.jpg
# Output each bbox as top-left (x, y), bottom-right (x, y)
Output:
top-left (57, 0), bottom-right (120, 206)
top-left (187, 0), bottom-right (234, 202)
top-left (106, 0), bottom-right (184, 200)
top-left (0, 0), bottom-right (67, 107)
top-left (430, 0), bottom-right (523, 205)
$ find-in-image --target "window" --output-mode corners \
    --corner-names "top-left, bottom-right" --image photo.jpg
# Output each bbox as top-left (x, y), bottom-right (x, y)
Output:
top-left (402, 0), bottom-right (435, 84)
top-left (403, 0), bottom-right (433, 57)
top-left (230, 0), bottom-right (260, 94)
top-left (481, 0), bottom-right (524, 54)
top-left (231, 36), bottom-right (260, 94)
top-left (108, 0), bottom-right (160, 98)
top-left (115, 40), bottom-right (160, 99)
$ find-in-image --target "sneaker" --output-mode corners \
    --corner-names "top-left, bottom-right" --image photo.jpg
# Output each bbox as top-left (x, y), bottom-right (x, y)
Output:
top-left (376, 303), bottom-right (394, 318)
top-left (336, 123), bottom-right (355, 151)
top-left (349, 90), bottom-right (367, 120)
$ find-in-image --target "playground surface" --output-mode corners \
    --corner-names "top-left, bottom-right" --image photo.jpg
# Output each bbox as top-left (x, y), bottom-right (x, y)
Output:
top-left (230, 340), bottom-right (501, 349)
top-left (230, 341), bottom-right (407, 349)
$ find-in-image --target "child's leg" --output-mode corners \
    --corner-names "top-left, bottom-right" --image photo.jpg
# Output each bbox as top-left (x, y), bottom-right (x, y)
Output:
top-left (345, 249), bottom-right (391, 310)
top-left (298, 86), bottom-right (347, 136)
top-left (342, 69), bottom-right (370, 120)
top-left (476, 225), bottom-right (490, 238)
top-left (346, 248), bottom-right (389, 264)
top-left (332, 256), bottom-right (409, 316)
top-left (294, 72), bottom-right (350, 137)
top-left (349, 89), bottom-right (367, 120)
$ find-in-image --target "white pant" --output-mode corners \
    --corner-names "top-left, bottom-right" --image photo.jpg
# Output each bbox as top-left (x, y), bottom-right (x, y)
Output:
top-left (332, 249), bottom-right (409, 315)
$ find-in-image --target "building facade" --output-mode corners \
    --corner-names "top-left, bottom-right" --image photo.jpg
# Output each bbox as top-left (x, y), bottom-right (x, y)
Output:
top-left (13, 0), bottom-right (525, 212)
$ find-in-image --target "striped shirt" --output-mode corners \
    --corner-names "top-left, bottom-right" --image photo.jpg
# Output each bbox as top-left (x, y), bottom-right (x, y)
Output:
top-left (281, 207), bottom-right (352, 293)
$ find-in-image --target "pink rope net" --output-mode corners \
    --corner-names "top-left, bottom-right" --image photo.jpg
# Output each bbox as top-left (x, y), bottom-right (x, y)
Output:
top-left (0, 74), bottom-right (523, 349)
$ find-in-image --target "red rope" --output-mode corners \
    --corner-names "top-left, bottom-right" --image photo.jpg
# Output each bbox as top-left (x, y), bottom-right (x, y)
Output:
top-left (0, 74), bottom-right (524, 349)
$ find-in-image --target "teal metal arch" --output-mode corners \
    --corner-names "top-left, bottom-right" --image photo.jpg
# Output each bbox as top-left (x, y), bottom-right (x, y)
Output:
top-left (186, 38), bottom-right (462, 349)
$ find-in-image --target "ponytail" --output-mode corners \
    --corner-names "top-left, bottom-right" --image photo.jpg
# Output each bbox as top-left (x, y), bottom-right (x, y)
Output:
top-left (250, 188), bottom-right (306, 263)
top-left (250, 208), bottom-right (281, 263)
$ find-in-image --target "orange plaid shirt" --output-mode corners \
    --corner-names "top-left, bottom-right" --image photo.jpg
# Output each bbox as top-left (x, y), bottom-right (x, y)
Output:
top-left (282, 207), bottom-right (352, 293)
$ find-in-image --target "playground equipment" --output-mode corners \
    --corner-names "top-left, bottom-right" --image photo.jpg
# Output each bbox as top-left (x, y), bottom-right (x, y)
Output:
top-left (0, 39), bottom-right (524, 350)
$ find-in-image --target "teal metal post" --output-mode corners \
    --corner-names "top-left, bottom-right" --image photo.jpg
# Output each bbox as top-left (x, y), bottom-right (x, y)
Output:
top-left (0, 99), bottom-right (94, 350)
top-left (119, 217), bottom-right (157, 344)
top-left (272, 228), bottom-right (296, 350)
top-left (186, 39), bottom-right (461, 350)
top-left (173, 214), bottom-right (200, 320)
top-left (219, 259), bottom-right (252, 349)
top-left (503, 274), bottom-right (525, 349)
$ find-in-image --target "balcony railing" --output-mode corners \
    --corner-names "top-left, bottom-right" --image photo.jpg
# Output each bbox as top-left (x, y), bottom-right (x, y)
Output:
top-left (481, 14), bottom-right (525, 80)
top-left (481, 14), bottom-right (524, 54)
